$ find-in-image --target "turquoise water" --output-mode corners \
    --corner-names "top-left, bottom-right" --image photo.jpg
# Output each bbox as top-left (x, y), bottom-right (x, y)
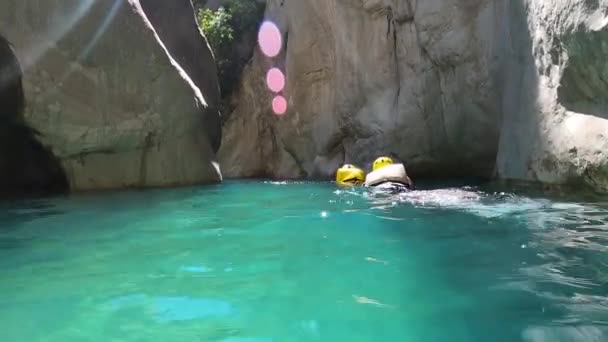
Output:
top-left (1, 180), bottom-right (607, 341)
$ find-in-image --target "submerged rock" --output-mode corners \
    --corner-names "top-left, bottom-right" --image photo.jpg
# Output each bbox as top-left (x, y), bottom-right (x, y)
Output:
top-left (0, 0), bottom-right (222, 191)
top-left (220, 0), bottom-right (608, 192)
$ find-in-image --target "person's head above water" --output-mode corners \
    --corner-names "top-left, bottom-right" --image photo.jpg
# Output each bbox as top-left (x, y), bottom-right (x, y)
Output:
top-left (336, 164), bottom-right (365, 186)
top-left (372, 156), bottom-right (394, 171)
top-left (367, 156), bottom-right (414, 189)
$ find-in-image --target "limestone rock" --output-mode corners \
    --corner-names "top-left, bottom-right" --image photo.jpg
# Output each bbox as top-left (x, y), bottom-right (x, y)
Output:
top-left (221, 0), bottom-right (608, 192)
top-left (0, 0), bottom-right (222, 191)
top-left (497, 0), bottom-right (608, 192)
top-left (0, 35), bottom-right (68, 196)
top-left (219, 0), bottom-right (505, 180)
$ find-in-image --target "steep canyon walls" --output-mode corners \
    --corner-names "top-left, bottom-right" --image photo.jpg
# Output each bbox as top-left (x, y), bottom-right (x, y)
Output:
top-left (220, 0), bottom-right (608, 192)
top-left (0, 0), bottom-right (222, 192)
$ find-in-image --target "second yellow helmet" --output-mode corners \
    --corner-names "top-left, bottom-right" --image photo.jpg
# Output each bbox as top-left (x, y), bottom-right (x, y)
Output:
top-left (336, 164), bottom-right (365, 185)
top-left (372, 156), bottom-right (394, 171)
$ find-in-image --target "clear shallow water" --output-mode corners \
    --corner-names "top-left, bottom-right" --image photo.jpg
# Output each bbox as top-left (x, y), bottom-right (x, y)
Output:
top-left (1, 180), bottom-right (607, 341)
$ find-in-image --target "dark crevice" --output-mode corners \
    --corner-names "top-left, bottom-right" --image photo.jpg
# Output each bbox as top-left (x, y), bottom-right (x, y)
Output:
top-left (138, 131), bottom-right (156, 186)
top-left (193, 0), bottom-right (267, 121)
top-left (275, 130), bottom-right (306, 178)
top-left (386, 8), bottom-right (393, 37)
top-left (0, 34), bottom-right (68, 198)
top-left (282, 145), bottom-right (307, 178)
top-left (413, 21), bottom-right (451, 157)
top-left (139, 0), bottom-right (222, 152)
top-left (391, 16), bottom-right (401, 112)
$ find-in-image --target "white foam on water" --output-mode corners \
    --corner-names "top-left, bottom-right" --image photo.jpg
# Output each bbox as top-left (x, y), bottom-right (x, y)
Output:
top-left (388, 188), bottom-right (551, 219)
top-left (522, 325), bottom-right (607, 342)
top-left (335, 184), bottom-right (606, 229)
top-left (265, 181), bottom-right (289, 185)
top-left (357, 186), bottom-right (598, 222)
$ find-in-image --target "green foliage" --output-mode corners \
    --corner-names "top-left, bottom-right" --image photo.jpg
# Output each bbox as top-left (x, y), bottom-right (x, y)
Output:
top-left (197, 1), bottom-right (266, 99)
top-left (197, 7), bottom-right (234, 52)
top-left (225, 0), bottom-right (265, 34)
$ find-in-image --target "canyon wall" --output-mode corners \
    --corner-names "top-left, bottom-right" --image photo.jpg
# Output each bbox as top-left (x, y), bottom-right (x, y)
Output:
top-left (220, 0), bottom-right (608, 192)
top-left (497, 0), bottom-right (608, 192)
top-left (219, 0), bottom-right (508, 179)
top-left (0, 0), bottom-right (222, 192)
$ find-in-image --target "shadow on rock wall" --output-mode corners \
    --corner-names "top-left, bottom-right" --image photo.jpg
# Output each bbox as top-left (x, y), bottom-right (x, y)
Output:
top-left (495, 0), bottom-right (541, 181)
top-left (140, 0), bottom-right (222, 152)
top-left (0, 35), bottom-right (68, 198)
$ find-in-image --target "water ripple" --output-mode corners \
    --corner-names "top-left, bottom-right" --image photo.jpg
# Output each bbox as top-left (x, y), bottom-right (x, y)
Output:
top-left (2, 181), bottom-right (608, 341)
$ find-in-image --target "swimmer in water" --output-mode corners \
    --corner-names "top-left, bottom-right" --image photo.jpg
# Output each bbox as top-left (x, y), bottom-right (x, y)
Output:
top-left (335, 164), bottom-right (366, 186)
top-left (365, 156), bottom-right (414, 193)
top-left (334, 157), bottom-right (413, 193)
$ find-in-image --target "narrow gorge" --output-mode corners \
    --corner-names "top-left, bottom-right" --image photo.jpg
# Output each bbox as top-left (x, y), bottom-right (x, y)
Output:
top-left (1, 0), bottom-right (607, 193)
top-left (2, 2), bottom-right (608, 340)
top-left (219, 0), bottom-right (608, 192)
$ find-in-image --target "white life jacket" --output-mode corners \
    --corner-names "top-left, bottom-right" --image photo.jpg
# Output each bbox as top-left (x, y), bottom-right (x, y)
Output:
top-left (364, 163), bottom-right (410, 187)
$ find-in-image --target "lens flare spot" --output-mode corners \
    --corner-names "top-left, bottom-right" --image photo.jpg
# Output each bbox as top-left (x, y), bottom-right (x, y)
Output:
top-left (266, 68), bottom-right (285, 93)
top-left (258, 21), bottom-right (282, 58)
top-left (272, 95), bottom-right (287, 115)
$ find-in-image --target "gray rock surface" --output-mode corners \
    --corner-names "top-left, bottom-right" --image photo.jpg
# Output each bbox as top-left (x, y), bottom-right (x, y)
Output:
top-left (497, 0), bottom-right (608, 192)
top-left (220, 0), bottom-right (608, 191)
top-left (219, 0), bottom-right (506, 179)
top-left (0, 35), bottom-right (68, 196)
top-left (0, 0), bottom-right (222, 191)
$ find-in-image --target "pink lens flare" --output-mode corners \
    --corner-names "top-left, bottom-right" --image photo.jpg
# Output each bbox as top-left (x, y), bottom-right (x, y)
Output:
top-left (258, 21), bottom-right (282, 58)
top-left (272, 95), bottom-right (287, 115)
top-left (266, 68), bottom-right (285, 93)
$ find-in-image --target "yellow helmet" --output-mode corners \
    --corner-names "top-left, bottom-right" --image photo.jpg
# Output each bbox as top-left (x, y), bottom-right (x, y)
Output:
top-left (372, 156), bottom-right (394, 171)
top-left (336, 164), bottom-right (365, 185)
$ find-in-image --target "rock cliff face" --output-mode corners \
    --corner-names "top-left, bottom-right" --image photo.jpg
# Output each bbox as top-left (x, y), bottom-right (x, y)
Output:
top-left (497, 0), bottom-right (608, 192)
top-left (0, 0), bottom-right (222, 192)
top-left (220, 0), bottom-right (608, 191)
top-left (0, 35), bottom-right (68, 196)
top-left (220, 0), bottom-right (507, 179)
